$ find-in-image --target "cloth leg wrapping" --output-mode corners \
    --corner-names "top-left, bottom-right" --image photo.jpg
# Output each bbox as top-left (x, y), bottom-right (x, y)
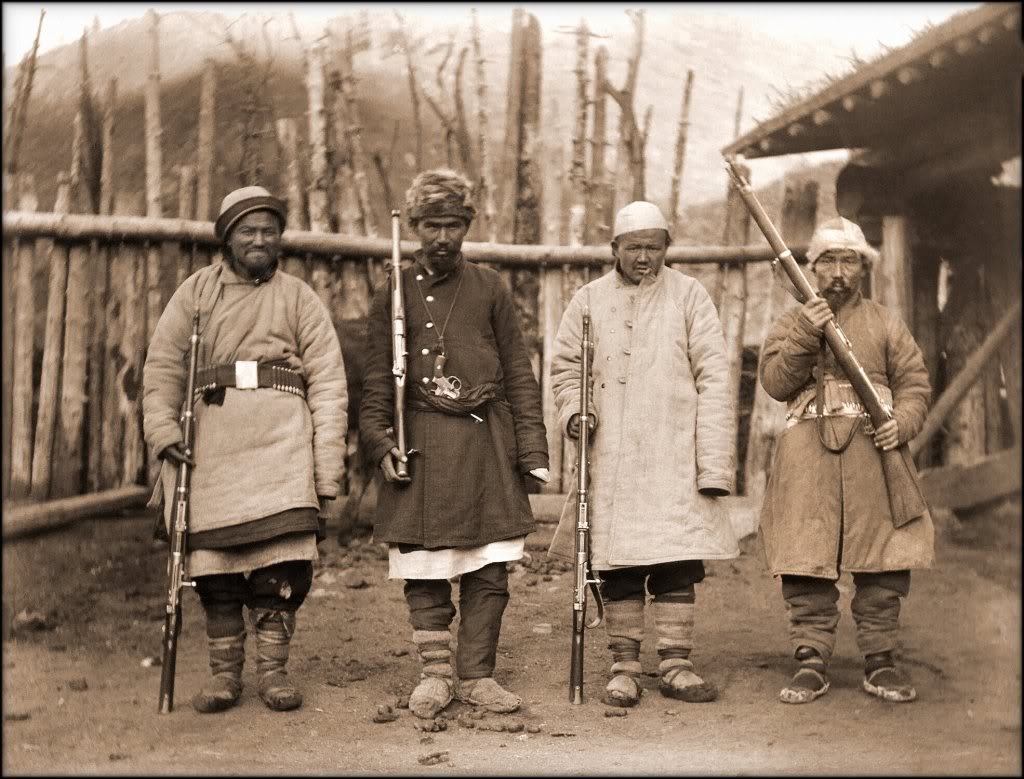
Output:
top-left (603, 596), bottom-right (645, 672)
top-left (851, 571), bottom-right (910, 657)
top-left (781, 575), bottom-right (840, 663)
top-left (652, 586), bottom-right (696, 663)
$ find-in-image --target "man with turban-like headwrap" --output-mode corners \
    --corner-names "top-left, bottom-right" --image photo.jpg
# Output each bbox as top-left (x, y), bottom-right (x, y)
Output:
top-left (548, 201), bottom-right (738, 708)
top-left (360, 169), bottom-right (550, 719)
top-left (758, 216), bottom-right (933, 705)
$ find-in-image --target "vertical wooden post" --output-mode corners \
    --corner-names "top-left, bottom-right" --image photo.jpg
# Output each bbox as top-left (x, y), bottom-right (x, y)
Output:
top-left (28, 174), bottom-right (72, 499)
top-left (144, 10), bottom-right (163, 220)
top-left (196, 60), bottom-right (216, 221)
top-left (177, 165), bottom-right (195, 219)
top-left (876, 215), bottom-right (913, 324)
top-left (306, 42), bottom-right (332, 233)
top-left (497, 8), bottom-right (527, 245)
top-left (277, 118), bottom-right (307, 230)
top-left (98, 78), bottom-right (117, 216)
top-left (2, 240), bottom-right (15, 497)
top-left (51, 236), bottom-right (93, 498)
top-left (470, 8), bottom-right (497, 243)
top-left (586, 47), bottom-right (610, 245)
top-left (9, 182), bottom-right (40, 499)
top-left (942, 260), bottom-right (987, 467)
top-left (85, 239), bottom-right (109, 492)
top-left (567, 20), bottom-right (590, 248)
top-left (743, 178), bottom-right (817, 500)
top-left (669, 69), bottom-right (695, 236)
top-left (121, 243), bottom-right (147, 486)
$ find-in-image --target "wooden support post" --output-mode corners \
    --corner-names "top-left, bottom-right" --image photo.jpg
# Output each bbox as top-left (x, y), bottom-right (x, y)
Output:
top-left (51, 240), bottom-right (92, 497)
top-left (470, 7), bottom-right (497, 242)
top-left (669, 69), bottom-right (695, 236)
top-left (875, 215), bottom-right (913, 323)
top-left (2, 241), bottom-right (14, 497)
top-left (540, 266), bottom-right (564, 493)
top-left (177, 165), bottom-right (195, 220)
top-left (306, 42), bottom-right (332, 233)
top-left (98, 78), bottom-right (117, 216)
top-left (121, 243), bottom-right (146, 486)
top-left (85, 240), bottom-right (109, 492)
top-left (10, 231), bottom-right (37, 499)
top-left (196, 60), bottom-right (216, 221)
top-left (744, 178), bottom-right (817, 501)
top-left (277, 117), bottom-right (307, 230)
top-left (144, 10), bottom-right (163, 220)
top-left (586, 46), bottom-right (610, 245)
top-left (567, 20), bottom-right (590, 248)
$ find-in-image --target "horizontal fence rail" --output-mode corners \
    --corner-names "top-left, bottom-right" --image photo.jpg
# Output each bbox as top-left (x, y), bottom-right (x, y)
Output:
top-left (2, 211), bottom-right (802, 521)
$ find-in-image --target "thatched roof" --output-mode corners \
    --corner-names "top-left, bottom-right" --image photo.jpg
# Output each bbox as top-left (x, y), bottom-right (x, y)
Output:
top-left (722, 3), bottom-right (1022, 159)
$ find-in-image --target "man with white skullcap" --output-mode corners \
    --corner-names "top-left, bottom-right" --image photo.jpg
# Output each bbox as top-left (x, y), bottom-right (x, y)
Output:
top-left (144, 185), bottom-right (347, 713)
top-left (758, 216), bottom-right (932, 705)
top-left (361, 169), bottom-right (549, 719)
top-left (548, 201), bottom-right (737, 707)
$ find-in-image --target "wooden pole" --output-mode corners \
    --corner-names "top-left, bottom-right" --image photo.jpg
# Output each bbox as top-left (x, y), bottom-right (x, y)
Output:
top-left (3, 9), bottom-right (44, 176)
top-left (276, 118), bottom-right (307, 230)
top-left (567, 20), bottom-right (590, 248)
top-left (98, 79), bottom-right (117, 216)
top-left (306, 42), bottom-right (332, 233)
top-left (669, 69), bottom-right (695, 236)
top-left (144, 10), bottom-right (163, 220)
top-left (498, 8), bottom-right (527, 244)
top-left (177, 165), bottom-right (195, 220)
top-left (121, 242), bottom-right (146, 486)
top-left (195, 60), bottom-right (216, 221)
top-left (586, 47), bottom-right (610, 245)
top-left (470, 8), bottom-right (497, 243)
top-left (29, 174), bottom-right (71, 499)
top-left (2, 485), bottom-right (150, 540)
top-left (85, 240), bottom-right (109, 492)
top-left (911, 299), bottom-right (1021, 459)
top-left (2, 240), bottom-right (14, 497)
top-left (744, 178), bottom-right (817, 500)
top-left (875, 215), bottom-right (913, 324)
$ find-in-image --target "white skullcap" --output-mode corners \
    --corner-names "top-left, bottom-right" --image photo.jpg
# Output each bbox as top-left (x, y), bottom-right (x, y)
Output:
top-left (806, 217), bottom-right (879, 266)
top-left (612, 201), bottom-right (670, 240)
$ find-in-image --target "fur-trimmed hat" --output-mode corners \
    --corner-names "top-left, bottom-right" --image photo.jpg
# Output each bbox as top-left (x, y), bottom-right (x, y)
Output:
top-left (214, 185), bottom-right (287, 242)
top-left (806, 217), bottom-right (879, 267)
top-left (612, 201), bottom-right (671, 241)
top-left (404, 168), bottom-right (476, 226)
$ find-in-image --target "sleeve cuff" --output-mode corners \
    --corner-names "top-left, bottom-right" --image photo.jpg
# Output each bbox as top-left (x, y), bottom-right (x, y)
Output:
top-left (518, 451), bottom-right (550, 473)
top-left (697, 476), bottom-right (733, 496)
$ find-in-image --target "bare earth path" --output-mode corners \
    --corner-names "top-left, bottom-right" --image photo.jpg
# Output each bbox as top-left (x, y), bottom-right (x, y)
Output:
top-left (3, 501), bottom-right (1020, 775)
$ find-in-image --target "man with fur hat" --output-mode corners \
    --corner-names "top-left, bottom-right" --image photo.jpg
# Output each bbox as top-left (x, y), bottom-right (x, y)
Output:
top-left (758, 216), bottom-right (933, 705)
top-left (360, 168), bottom-right (549, 719)
top-left (548, 200), bottom-right (737, 707)
top-left (143, 185), bottom-right (347, 713)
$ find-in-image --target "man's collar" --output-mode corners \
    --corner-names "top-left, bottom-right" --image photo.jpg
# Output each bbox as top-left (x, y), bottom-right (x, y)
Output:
top-left (220, 255), bottom-right (278, 285)
top-left (413, 252), bottom-right (464, 283)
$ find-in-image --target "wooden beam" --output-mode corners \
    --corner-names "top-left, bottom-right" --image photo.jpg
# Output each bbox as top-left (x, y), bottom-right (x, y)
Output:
top-left (918, 447), bottom-right (1020, 511)
top-left (2, 485), bottom-right (150, 540)
top-left (910, 299), bottom-right (1022, 458)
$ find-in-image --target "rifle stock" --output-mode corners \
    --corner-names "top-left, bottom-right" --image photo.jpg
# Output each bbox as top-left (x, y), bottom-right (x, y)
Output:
top-left (158, 308), bottom-right (201, 713)
top-left (724, 156), bottom-right (927, 527)
top-left (570, 308), bottom-right (604, 705)
top-left (390, 210), bottom-right (410, 479)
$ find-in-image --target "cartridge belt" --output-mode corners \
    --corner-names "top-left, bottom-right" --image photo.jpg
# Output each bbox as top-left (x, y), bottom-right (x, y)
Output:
top-left (195, 361), bottom-right (306, 399)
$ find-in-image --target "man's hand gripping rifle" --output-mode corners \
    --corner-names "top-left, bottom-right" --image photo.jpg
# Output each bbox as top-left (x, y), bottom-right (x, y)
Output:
top-left (723, 155), bottom-right (927, 527)
top-left (158, 308), bottom-right (201, 714)
top-left (569, 308), bottom-right (605, 705)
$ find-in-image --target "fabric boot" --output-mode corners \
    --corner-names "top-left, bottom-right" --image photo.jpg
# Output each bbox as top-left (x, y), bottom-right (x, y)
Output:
top-left (191, 630), bottom-right (246, 713)
top-left (251, 608), bottom-right (303, 712)
top-left (653, 595), bottom-right (717, 702)
top-left (779, 645), bottom-right (830, 704)
top-left (602, 598), bottom-right (645, 707)
top-left (409, 629), bottom-right (455, 719)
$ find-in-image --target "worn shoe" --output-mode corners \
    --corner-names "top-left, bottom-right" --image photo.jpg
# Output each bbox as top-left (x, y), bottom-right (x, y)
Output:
top-left (456, 677), bottom-right (521, 713)
top-left (252, 609), bottom-right (303, 712)
top-left (659, 658), bottom-right (717, 702)
top-left (779, 647), bottom-right (830, 705)
top-left (191, 630), bottom-right (245, 714)
top-left (863, 665), bottom-right (917, 702)
top-left (192, 674), bottom-right (243, 714)
top-left (603, 673), bottom-right (643, 707)
top-left (409, 676), bottom-right (455, 719)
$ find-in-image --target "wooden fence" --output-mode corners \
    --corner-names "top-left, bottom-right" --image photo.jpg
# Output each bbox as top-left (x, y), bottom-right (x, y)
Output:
top-left (1, 209), bottom-right (803, 511)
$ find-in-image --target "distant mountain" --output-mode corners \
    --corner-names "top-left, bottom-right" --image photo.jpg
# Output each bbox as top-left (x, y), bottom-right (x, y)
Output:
top-left (4, 7), bottom-right (852, 233)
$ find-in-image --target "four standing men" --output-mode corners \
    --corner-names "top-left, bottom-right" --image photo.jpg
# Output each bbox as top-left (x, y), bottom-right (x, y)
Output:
top-left (144, 179), bottom-right (932, 714)
top-left (758, 216), bottom-right (933, 704)
top-left (143, 186), bottom-right (347, 713)
top-left (549, 201), bottom-right (738, 707)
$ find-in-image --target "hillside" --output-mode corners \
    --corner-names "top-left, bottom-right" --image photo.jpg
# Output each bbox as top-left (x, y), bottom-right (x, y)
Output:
top-left (4, 7), bottom-right (853, 231)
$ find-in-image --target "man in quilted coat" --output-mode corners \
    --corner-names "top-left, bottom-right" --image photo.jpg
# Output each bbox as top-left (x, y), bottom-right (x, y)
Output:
top-left (143, 186), bottom-right (347, 713)
top-left (549, 201), bottom-right (738, 707)
top-left (758, 217), bottom-right (933, 705)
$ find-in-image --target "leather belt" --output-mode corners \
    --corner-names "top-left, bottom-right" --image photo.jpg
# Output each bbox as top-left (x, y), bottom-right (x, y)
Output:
top-left (195, 361), bottom-right (306, 399)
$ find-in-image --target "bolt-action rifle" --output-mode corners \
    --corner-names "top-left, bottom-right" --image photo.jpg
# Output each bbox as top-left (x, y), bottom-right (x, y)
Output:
top-left (724, 155), bottom-right (927, 527)
top-left (390, 210), bottom-right (411, 479)
top-left (570, 307), bottom-right (605, 705)
top-left (158, 308), bottom-right (201, 713)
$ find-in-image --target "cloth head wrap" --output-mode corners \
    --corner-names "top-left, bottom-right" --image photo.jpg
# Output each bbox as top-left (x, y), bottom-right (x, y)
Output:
top-left (404, 168), bottom-right (477, 226)
top-left (214, 185), bottom-right (287, 242)
top-left (612, 201), bottom-right (671, 241)
top-left (806, 217), bottom-right (879, 267)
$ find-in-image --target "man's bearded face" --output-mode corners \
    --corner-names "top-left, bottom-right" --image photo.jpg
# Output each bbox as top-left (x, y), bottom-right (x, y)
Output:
top-left (413, 215), bottom-right (470, 274)
top-left (813, 249), bottom-right (864, 310)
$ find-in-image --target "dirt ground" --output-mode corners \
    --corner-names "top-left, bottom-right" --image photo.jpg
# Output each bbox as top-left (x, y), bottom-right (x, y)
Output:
top-left (2, 497), bottom-right (1021, 776)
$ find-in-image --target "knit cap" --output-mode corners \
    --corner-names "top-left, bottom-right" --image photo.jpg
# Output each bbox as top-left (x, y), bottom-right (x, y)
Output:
top-left (613, 201), bottom-right (670, 240)
top-left (806, 217), bottom-right (879, 266)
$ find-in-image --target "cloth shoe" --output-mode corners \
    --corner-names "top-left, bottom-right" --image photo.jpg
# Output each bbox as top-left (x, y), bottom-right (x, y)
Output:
top-left (191, 629), bottom-right (245, 713)
top-left (251, 609), bottom-right (303, 712)
top-left (659, 658), bottom-right (717, 702)
top-left (863, 651), bottom-right (917, 702)
top-left (779, 645), bottom-right (830, 704)
top-left (603, 659), bottom-right (644, 707)
top-left (456, 677), bottom-right (521, 713)
top-left (409, 630), bottom-right (455, 719)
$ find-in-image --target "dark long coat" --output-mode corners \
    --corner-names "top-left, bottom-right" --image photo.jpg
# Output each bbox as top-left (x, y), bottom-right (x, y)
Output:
top-left (759, 291), bottom-right (934, 578)
top-left (360, 256), bottom-right (549, 548)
